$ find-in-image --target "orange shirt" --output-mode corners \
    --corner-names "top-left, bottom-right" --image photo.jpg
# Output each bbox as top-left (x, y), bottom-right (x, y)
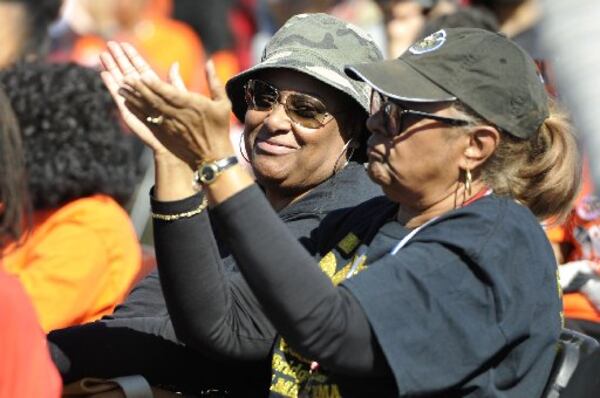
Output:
top-left (0, 271), bottom-right (61, 398)
top-left (1, 195), bottom-right (142, 332)
top-left (71, 17), bottom-right (209, 94)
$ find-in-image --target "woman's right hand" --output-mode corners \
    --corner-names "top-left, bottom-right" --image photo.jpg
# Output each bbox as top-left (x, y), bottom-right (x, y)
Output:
top-left (100, 42), bottom-right (180, 158)
top-left (100, 42), bottom-right (197, 201)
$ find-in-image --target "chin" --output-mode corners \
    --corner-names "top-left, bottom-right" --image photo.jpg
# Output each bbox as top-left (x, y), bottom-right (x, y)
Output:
top-left (252, 158), bottom-right (290, 186)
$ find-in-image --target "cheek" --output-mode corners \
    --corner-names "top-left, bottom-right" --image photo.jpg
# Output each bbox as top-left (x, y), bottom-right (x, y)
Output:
top-left (242, 126), bottom-right (256, 153)
top-left (243, 111), bottom-right (264, 149)
top-left (302, 127), bottom-right (345, 163)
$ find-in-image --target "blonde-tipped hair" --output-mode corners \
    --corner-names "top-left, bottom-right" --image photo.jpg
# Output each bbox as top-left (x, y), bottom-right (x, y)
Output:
top-left (459, 100), bottom-right (582, 221)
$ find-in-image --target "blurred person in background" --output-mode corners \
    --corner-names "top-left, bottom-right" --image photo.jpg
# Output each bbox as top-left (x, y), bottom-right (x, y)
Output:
top-left (470, 0), bottom-right (543, 58)
top-left (421, 4), bottom-right (499, 37)
top-left (0, 0), bottom-right (63, 68)
top-left (0, 61), bottom-right (143, 333)
top-left (540, 0), bottom-right (600, 195)
top-left (51, 0), bottom-right (208, 93)
top-left (546, 161), bottom-right (600, 342)
top-left (171, 0), bottom-right (243, 83)
top-left (539, 3), bottom-right (600, 395)
top-left (49, 13), bottom-right (384, 396)
top-left (374, 0), bottom-right (457, 57)
top-left (0, 86), bottom-right (61, 398)
top-left (251, 0), bottom-right (337, 64)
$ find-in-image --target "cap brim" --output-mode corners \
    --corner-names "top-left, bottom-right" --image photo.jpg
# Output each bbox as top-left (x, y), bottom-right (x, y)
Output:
top-left (345, 59), bottom-right (456, 103)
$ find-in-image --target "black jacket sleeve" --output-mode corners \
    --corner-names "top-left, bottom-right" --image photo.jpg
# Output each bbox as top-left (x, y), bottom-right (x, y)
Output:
top-left (48, 318), bottom-right (271, 393)
top-left (151, 191), bottom-right (276, 361)
top-left (211, 185), bottom-right (391, 376)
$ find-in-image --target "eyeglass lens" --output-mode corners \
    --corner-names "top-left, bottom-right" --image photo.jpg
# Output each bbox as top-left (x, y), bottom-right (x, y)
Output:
top-left (370, 90), bottom-right (401, 136)
top-left (245, 79), bottom-right (332, 129)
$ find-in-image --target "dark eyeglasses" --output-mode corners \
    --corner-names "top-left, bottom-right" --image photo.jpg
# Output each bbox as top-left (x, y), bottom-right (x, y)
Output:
top-left (244, 79), bottom-right (335, 129)
top-left (370, 90), bottom-right (470, 137)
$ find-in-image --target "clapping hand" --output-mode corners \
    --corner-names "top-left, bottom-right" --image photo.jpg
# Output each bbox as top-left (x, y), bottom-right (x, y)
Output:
top-left (114, 47), bottom-right (235, 169)
top-left (100, 41), bottom-right (181, 158)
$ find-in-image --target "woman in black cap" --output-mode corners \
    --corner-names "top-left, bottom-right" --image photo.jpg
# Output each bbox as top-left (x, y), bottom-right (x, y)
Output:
top-left (121, 27), bottom-right (580, 396)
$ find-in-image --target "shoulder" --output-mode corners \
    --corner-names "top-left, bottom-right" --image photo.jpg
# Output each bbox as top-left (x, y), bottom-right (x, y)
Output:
top-left (333, 162), bottom-right (382, 202)
top-left (320, 162), bottom-right (382, 207)
top-left (50, 195), bottom-right (131, 224)
top-left (38, 195), bottom-right (138, 249)
top-left (313, 195), bottom-right (398, 255)
top-left (420, 195), bottom-right (548, 254)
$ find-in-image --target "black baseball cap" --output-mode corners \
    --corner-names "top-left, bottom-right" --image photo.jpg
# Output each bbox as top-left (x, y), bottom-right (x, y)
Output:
top-left (345, 28), bottom-right (549, 139)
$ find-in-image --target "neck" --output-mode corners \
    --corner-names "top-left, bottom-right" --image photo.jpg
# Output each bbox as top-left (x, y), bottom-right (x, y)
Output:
top-left (264, 186), bottom-right (311, 212)
top-left (263, 163), bottom-right (348, 211)
top-left (396, 180), bottom-right (487, 229)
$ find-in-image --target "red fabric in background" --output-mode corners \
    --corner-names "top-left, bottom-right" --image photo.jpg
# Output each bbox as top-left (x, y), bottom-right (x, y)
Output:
top-left (0, 271), bottom-right (61, 398)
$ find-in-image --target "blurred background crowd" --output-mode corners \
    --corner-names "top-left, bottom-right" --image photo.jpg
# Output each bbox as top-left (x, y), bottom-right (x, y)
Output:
top-left (1, 0), bottom-right (600, 395)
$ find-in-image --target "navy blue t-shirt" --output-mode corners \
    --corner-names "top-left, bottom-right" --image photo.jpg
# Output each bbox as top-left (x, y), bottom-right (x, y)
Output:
top-left (344, 195), bottom-right (562, 397)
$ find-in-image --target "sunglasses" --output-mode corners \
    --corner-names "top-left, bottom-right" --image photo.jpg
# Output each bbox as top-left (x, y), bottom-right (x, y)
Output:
top-left (370, 90), bottom-right (470, 138)
top-left (244, 79), bottom-right (335, 129)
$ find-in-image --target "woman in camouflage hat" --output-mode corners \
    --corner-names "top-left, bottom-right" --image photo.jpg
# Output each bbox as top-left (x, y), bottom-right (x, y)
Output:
top-left (122, 27), bottom-right (581, 397)
top-left (49, 13), bottom-right (384, 395)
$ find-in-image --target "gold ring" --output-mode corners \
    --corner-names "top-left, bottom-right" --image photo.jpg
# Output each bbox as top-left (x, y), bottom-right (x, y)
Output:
top-left (146, 115), bottom-right (164, 125)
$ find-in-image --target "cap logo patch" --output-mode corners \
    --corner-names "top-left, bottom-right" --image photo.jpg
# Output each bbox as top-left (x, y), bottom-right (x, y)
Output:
top-left (409, 30), bottom-right (446, 55)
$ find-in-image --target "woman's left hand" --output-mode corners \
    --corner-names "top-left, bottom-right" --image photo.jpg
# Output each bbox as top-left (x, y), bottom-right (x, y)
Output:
top-left (119, 60), bottom-right (235, 168)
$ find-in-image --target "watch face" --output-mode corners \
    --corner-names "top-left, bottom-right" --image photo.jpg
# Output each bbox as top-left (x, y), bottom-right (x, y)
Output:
top-left (197, 156), bottom-right (238, 185)
top-left (201, 166), bottom-right (217, 183)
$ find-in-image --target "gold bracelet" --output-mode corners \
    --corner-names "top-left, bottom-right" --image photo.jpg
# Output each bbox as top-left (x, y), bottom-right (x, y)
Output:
top-left (151, 197), bottom-right (208, 221)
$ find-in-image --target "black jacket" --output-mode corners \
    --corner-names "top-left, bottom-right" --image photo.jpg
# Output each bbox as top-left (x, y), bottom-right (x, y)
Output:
top-left (48, 162), bottom-right (382, 394)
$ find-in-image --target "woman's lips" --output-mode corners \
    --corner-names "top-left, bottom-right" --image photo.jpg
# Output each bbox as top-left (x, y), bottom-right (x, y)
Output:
top-left (255, 138), bottom-right (298, 155)
top-left (367, 147), bottom-right (385, 162)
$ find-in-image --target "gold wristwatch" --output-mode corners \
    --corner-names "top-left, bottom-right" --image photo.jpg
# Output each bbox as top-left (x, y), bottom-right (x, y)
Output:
top-left (195, 156), bottom-right (238, 185)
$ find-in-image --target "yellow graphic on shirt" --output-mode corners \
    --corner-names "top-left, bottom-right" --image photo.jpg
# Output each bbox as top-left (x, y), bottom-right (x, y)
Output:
top-left (337, 232), bottom-right (360, 255)
top-left (319, 252), bottom-right (337, 279)
top-left (270, 233), bottom-right (369, 397)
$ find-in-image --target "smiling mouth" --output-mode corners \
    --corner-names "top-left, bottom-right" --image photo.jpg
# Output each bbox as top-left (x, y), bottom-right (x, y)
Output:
top-left (255, 138), bottom-right (298, 155)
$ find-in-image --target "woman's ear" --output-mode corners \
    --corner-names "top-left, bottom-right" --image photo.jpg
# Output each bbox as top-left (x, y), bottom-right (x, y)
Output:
top-left (459, 126), bottom-right (501, 170)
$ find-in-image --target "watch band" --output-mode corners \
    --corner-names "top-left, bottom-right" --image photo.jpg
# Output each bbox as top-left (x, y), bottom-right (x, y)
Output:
top-left (195, 155), bottom-right (238, 185)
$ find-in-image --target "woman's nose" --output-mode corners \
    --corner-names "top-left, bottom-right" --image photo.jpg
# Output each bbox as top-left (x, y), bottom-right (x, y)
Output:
top-left (366, 111), bottom-right (387, 137)
top-left (263, 102), bottom-right (292, 132)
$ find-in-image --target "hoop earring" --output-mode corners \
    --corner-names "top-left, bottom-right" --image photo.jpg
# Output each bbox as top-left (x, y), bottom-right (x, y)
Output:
top-left (465, 168), bottom-right (472, 196)
top-left (239, 133), bottom-right (250, 163)
top-left (333, 138), bottom-right (354, 175)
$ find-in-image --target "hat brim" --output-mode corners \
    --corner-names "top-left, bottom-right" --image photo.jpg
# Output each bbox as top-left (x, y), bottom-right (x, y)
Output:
top-left (226, 50), bottom-right (369, 123)
top-left (345, 59), bottom-right (456, 103)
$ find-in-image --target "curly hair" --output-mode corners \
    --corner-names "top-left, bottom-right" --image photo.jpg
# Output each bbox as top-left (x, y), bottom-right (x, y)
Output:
top-left (0, 62), bottom-right (138, 210)
top-left (0, 87), bottom-right (27, 243)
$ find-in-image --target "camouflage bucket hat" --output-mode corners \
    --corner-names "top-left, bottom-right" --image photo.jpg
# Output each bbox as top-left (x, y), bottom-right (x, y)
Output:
top-left (225, 13), bottom-right (383, 122)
